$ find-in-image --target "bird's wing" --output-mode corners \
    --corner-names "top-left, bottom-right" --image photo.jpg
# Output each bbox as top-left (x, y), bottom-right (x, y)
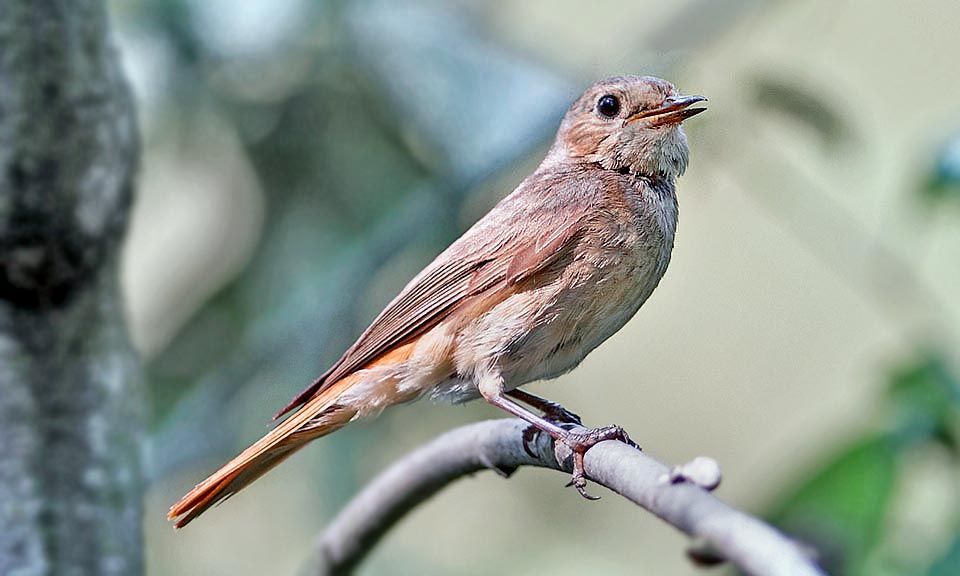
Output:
top-left (275, 175), bottom-right (592, 418)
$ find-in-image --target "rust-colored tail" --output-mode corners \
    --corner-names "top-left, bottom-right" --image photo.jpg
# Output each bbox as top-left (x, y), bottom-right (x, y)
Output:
top-left (168, 373), bottom-right (361, 528)
top-left (169, 341), bottom-right (419, 528)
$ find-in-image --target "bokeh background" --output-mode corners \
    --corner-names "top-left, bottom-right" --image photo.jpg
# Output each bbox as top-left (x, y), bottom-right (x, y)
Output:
top-left (109, 0), bottom-right (960, 574)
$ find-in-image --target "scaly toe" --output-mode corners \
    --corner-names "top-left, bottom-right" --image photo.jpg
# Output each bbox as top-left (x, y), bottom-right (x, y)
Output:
top-left (558, 424), bottom-right (640, 499)
top-left (566, 451), bottom-right (600, 500)
top-left (575, 424), bottom-right (638, 450)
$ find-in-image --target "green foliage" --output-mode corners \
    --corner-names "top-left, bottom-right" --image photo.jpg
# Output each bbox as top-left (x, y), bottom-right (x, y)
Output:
top-left (763, 124), bottom-right (960, 573)
top-left (888, 355), bottom-right (960, 449)
top-left (767, 353), bottom-right (960, 576)
top-left (770, 435), bottom-right (898, 575)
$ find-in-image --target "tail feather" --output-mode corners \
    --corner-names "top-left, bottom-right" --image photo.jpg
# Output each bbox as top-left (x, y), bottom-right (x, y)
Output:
top-left (168, 377), bottom-right (360, 528)
top-left (169, 444), bottom-right (299, 528)
top-left (168, 340), bottom-right (419, 528)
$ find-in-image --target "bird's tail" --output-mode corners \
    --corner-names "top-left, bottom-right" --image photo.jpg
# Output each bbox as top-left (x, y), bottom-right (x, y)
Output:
top-left (167, 373), bottom-right (364, 528)
top-left (168, 339), bottom-right (423, 528)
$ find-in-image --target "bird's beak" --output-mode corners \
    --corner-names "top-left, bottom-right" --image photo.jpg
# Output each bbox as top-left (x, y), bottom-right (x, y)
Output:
top-left (628, 95), bottom-right (708, 126)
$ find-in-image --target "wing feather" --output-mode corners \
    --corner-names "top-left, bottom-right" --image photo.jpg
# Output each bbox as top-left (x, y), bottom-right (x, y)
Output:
top-left (276, 171), bottom-right (597, 418)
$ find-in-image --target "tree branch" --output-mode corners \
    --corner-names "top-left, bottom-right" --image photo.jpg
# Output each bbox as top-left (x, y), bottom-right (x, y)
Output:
top-left (313, 419), bottom-right (823, 576)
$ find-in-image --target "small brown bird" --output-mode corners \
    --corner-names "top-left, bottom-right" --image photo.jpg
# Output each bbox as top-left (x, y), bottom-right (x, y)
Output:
top-left (169, 75), bottom-right (706, 527)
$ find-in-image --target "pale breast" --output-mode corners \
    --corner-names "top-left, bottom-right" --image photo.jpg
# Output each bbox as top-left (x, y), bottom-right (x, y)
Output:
top-left (519, 177), bottom-right (677, 382)
top-left (481, 176), bottom-right (676, 388)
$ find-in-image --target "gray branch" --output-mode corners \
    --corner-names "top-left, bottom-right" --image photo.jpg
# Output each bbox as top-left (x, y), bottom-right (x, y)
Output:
top-left (314, 419), bottom-right (824, 576)
top-left (0, 1), bottom-right (142, 574)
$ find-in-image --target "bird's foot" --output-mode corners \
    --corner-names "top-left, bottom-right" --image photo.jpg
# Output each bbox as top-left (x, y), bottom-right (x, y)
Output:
top-left (561, 425), bottom-right (638, 500)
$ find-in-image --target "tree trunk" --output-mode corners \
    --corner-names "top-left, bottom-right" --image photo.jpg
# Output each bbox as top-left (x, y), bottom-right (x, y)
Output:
top-left (0, 1), bottom-right (143, 574)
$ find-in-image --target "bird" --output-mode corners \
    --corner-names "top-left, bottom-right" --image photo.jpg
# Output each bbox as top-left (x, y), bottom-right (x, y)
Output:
top-left (169, 75), bottom-right (706, 528)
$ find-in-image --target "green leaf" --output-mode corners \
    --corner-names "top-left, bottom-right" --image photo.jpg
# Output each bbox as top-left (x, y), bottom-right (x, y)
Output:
top-left (769, 434), bottom-right (899, 576)
top-left (887, 354), bottom-right (960, 449)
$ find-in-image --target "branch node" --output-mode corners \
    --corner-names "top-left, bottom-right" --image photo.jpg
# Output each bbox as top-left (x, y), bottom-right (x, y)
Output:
top-left (661, 456), bottom-right (722, 491)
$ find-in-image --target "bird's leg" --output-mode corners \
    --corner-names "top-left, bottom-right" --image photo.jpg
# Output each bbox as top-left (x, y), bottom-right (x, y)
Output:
top-left (506, 389), bottom-right (582, 426)
top-left (505, 389), bottom-right (583, 460)
top-left (480, 375), bottom-right (636, 499)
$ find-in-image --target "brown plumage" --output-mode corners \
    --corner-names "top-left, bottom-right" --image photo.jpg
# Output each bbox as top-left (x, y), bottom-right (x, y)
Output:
top-left (169, 75), bottom-right (705, 527)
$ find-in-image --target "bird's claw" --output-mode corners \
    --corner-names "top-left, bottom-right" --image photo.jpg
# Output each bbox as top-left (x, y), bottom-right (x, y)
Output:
top-left (561, 424), bottom-right (638, 500)
top-left (522, 417), bottom-right (639, 499)
top-left (565, 451), bottom-right (600, 499)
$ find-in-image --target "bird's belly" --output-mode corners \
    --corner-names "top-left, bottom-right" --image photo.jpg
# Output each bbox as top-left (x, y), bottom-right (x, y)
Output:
top-left (510, 265), bottom-right (658, 384)
top-left (432, 244), bottom-right (667, 405)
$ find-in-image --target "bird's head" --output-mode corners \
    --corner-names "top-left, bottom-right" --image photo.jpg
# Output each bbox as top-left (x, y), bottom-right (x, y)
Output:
top-left (550, 75), bottom-right (706, 180)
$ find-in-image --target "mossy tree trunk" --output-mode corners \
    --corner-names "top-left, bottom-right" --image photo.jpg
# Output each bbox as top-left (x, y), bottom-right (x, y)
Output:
top-left (0, 1), bottom-right (143, 574)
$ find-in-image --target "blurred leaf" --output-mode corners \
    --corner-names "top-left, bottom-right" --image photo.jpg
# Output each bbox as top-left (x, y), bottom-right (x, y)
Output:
top-left (763, 355), bottom-right (960, 576)
top-left (927, 535), bottom-right (960, 576)
top-left (345, 0), bottom-right (573, 183)
top-left (752, 75), bottom-right (851, 148)
top-left (769, 434), bottom-right (899, 576)
top-left (647, 0), bottom-right (769, 55)
top-left (920, 133), bottom-right (960, 204)
top-left (137, 0), bottom-right (202, 64)
top-left (887, 353), bottom-right (960, 450)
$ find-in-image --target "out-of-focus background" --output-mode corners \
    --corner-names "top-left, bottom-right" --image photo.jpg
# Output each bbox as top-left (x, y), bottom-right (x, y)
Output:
top-left (111, 0), bottom-right (960, 574)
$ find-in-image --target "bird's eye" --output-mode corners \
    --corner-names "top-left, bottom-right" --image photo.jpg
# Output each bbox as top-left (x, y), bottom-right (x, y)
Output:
top-left (596, 94), bottom-right (621, 118)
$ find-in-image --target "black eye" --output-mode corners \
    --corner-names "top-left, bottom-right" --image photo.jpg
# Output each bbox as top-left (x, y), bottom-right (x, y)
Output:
top-left (596, 94), bottom-right (620, 118)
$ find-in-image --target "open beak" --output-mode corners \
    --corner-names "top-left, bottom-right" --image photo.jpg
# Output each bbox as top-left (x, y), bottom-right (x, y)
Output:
top-left (628, 95), bottom-right (707, 126)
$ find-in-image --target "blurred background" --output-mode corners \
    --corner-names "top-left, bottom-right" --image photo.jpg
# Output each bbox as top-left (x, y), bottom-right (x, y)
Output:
top-left (109, 0), bottom-right (960, 574)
